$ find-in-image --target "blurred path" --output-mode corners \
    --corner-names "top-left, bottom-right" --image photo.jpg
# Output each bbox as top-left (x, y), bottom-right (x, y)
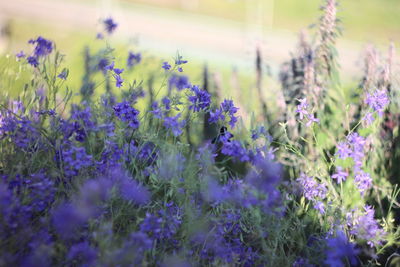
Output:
top-left (0, 0), bottom-right (392, 77)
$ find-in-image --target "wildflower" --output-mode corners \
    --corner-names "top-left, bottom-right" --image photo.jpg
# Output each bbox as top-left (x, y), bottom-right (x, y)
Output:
top-left (162, 97), bottom-right (171, 110)
top-left (168, 74), bottom-right (191, 91)
top-left (347, 206), bottom-right (386, 247)
top-left (150, 101), bottom-right (163, 119)
top-left (324, 231), bottom-right (359, 267)
top-left (208, 108), bottom-right (225, 124)
top-left (162, 61), bottom-right (171, 70)
top-left (297, 173), bottom-right (327, 201)
top-left (331, 167), bottom-right (348, 184)
top-left (16, 51), bottom-right (25, 59)
top-left (296, 98), bottom-right (308, 120)
top-left (98, 58), bottom-right (110, 73)
top-left (57, 69), bottom-right (68, 80)
top-left (306, 113), bottom-right (319, 127)
top-left (51, 202), bottom-right (87, 240)
top-left (67, 242), bottom-right (97, 266)
top-left (354, 170), bottom-right (372, 195)
top-left (175, 55), bottom-right (188, 66)
top-left (103, 17), bottom-right (118, 34)
top-left (163, 113), bottom-right (186, 137)
top-left (336, 141), bottom-right (351, 159)
top-left (365, 89), bottom-right (389, 117)
top-left (188, 85), bottom-right (211, 112)
top-left (114, 68), bottom-right (124, 75)
top-left (221, 140), bottom-right (250, 162)
top-left (113, 101), bottom-right (140, 128)
top-left (28, 36), bottom-right (53, 57)
top-left (127, 51), bottom-right (142, 68)
top-left (62, 145), bottom-right (93, 177)
top-left (314, 201), bottom-right (325, 214)
top-left (27, 56), bottom-right (39, 67)
top-left (96, 33), bottom-right (104, 39)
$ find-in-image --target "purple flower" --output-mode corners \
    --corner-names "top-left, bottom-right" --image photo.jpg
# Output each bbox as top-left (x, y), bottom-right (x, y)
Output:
top-left (162, 61), bottom-right (171, 70)
top-left (51, 203), bottom-right (87, 240)
top-left (314, 201), bottom-right (325, 214)
top-left (296, 98), bottom-right (308, 120)
top-left (96, 32), bottom-right (104, 39)
top-left (208, 108), bottom-right (225, 124)
top-left (336, 142), bottom-right (351, 159)
top-left (365, 89), bottom-right (389, 117)
top-left (16, 51), bottom-right (25, 59)
top-left (331, 167), bottom-right (348, 184)
top-left (97, 58), bottom-right (109, 73)
top-left (114, 68), bottom-right (124, 75)
top-left (127, 51), bottom-right (142, 68)
top-left (67, 242), bottom-right (97, 266)
top-left (306, 113), bottom-right (319, 127)
top-left (57, 69), bottom-right (68, 80)
top-left (150, 101), bottom-right (163, 119)
top-left (28, 36), bottom-right (53, 57)
top-left (162, 97), bottom-right (171, 110)
top-left (113, 101), bottom-right (140, 128)
top-left (103, 17), bottom-right (118, 34)
top-left (188, 85), bottom-right (211, 112)
top-left (175, 55), bottom-right (188, 65)
top-left (116, 173), bottom-right (151, 205)
top-left (168, 74), bottom-right (191, 91)
top-left (27, 56), bottom-right (39, 67)
top-left (61, 145), bottom-right (93, 177)
top-left (347, 206), bottom-right (386, 247)
top-left (297, 173), bottom-right (327, 201)
top-left (324, 231), bottom-right (359, 267)
top-left (163, 113), bottom-right (186, 137)
top-left (354, 170), bottom-right (372, 195)
top-left (221, 140), bottom-right (250, 162)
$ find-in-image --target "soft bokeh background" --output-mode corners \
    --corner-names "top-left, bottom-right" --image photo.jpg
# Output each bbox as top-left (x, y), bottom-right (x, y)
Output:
top-left (0, 0), bottom-right (398, 100)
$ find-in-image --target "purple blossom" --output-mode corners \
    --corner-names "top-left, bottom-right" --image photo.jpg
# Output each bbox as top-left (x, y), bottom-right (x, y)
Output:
top-left (336, 142), bottom-right (351, 159)
top-left (314, 201), bottom-right (325, 214)
top-left (27, 56), bottom-right (39, 67)
top-left (127, 51), bottom-right (142, 68)
top-left (221, 140), bottom-right (250, 162)
top-left (168, 74), bottom-right (191, 91)
top-left (162, 61), bottom-right (171, 70)
top-left (115, 75), bottom-right (123, 88)
top-left (103, 17), bottom-right (118, 34)
top-left (150, 101), bottom-right (163, 119)
top-left (67, 242), bottom-right (97, 266)
top-left (354, 170), bottom-right (372, 195)
top-left (163, 113), bottom-right (186, 137)
top-left (16, 51), bottom-right (25, 59)
top-left (324, 231), bottom-right (359, 267)
top-left (113, 101), bottom-right (140, 128)
top-left (331, 167), bottom-right (348, 184)
top-left (162, 97), bottom-right (171, 111)
top-left (57, 69), bottom-right (68, 80)
top-left (365, 89), bottom-right (389, 117)
top-left (114, 68), bottom-right (124, 75)
top-left (347, 206), bottom-right (386, 247)
top-left (297, 173), bottom-right (327, 201)
top-left (61, 145), bottom-right (93, 177)
top-left (188, 85), bottom-right (211, 112)
top-left (51, 202), bottom-right (87, 240)
top-left (208, 108), bottom-right (225, 124)
top-left (296, 98), bottom-right (308, 120)
top-left (28, 36), bottom-right (53, 57)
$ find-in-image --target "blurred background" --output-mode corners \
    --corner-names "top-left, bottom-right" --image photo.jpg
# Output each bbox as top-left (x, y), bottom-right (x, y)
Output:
top-left (0, 0), bottom-right (399, 99)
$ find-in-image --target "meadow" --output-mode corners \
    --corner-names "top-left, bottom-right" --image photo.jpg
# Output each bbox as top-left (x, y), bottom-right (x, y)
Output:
top-left (0, 0), bottom-right (399, 266)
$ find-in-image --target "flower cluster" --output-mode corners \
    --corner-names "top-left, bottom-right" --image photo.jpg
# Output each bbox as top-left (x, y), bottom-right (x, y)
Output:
top-left (26, 36), bottom-right (53, 67)
top-left (113, 101), bottom-right (140, 128)
top-left (295, 98), bottom-right (319, 127)
top-left (209, 99), bottom-right (239, 128)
